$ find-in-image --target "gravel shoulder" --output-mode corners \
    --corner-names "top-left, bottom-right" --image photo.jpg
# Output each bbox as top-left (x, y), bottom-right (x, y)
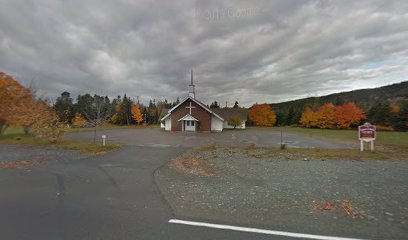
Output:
top-left (155, 147), bottom-right (408, 240)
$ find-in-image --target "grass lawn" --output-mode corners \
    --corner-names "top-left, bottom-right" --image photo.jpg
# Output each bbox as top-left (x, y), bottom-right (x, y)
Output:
top-left (1, 126), bottom-right (121, 155)
top-left (271, 126), bottom-right (408, 148)
top-left (66, 123), bottom-right (160, 133)
top-left (245, 126), bottom-right (408, 159)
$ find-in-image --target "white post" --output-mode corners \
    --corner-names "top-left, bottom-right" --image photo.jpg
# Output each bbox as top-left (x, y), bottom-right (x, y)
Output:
top-left (370, 140), bottom-right (374, 151)
top-left (102, 135), bottom-right (106, 146)
top-left (360, 140), bottom-right (364, 152)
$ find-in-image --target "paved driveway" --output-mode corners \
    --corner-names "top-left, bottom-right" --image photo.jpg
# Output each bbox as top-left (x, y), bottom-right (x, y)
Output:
top-left (1, 145), bottom-right (282, 240)
top-left (1, 144), bottom-right (406, 240)
top-left (66, 128), bottom-right (352, 149)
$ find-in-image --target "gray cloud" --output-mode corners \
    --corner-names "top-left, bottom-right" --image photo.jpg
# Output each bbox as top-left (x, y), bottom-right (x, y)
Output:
top-left (0, 0), bottom-right (407, 107)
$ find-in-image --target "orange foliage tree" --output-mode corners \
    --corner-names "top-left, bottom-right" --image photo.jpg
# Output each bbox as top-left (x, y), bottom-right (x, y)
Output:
top-left (314, 103), bottom-right (337, 129)
top-left (0, 72), bottom-right (34, 135)
top-left (334, 102), bottom-right (366, 128)
top-left (299, 102), bottom-right (365, 129)
top-left (72, 113), bottom-right (87, 128)
top-left (299, 107), bottom-right (317, 128)
top-left (248, 103), bottom-right (277, 126)
top-left (131, 104), bottom-right (143, 125)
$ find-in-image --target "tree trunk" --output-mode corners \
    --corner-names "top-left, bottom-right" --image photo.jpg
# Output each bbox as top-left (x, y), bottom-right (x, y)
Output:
top-left (23, 126), bottom-right (30, 135)
top-left (93, 125), bottom-right (97, 143)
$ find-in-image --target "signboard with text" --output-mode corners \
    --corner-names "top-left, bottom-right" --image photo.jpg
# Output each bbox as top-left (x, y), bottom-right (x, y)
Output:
top-left (358, 122), bottom-right (376, 151)
top-left (358, 122), bottom-right (376, 140)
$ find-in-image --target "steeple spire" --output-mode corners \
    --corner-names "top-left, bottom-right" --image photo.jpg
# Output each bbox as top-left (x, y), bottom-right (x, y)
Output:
top-left (191, 69), bottom-right (193, 85)
top-left (189, 69), bottom-right (195, 98)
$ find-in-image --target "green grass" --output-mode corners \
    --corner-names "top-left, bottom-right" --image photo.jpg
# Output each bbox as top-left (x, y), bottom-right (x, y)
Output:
top-left (1, 127), bottom-right (121, 155)
top-left (195, 146), bottom-right (408, 161)
top-left (66, 123), bottom-right (160, 133)
top-left (270, 126), bottom-right (408, 148)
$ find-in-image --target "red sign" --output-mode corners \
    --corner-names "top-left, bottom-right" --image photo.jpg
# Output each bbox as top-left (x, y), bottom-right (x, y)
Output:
top-left (358, 122), bottom-right (376, 140)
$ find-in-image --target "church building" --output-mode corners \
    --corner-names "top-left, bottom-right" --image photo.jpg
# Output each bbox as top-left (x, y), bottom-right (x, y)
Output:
top-left (160, 71), bottom-right (247, 132)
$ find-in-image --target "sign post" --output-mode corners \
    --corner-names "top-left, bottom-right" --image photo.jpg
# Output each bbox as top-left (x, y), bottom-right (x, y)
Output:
top-left (102, 135), bottom-right (106, 146)
top-left (358, 122), bottom-right (376, 151)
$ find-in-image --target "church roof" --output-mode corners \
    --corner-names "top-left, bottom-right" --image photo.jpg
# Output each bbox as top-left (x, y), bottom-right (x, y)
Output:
top-left (178, 114), bottom-right (199, 122)
top-left (212, 108), bottom-right (248, 121)
top-left (161, 96), bottom-right (224, 121)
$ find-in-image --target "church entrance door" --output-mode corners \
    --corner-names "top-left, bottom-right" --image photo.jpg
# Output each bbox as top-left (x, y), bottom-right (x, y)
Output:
top-left (184, 120), bottom-right (196, 132)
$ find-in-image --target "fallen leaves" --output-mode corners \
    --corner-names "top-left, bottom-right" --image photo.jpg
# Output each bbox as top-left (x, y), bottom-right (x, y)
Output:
top-left (86, 151), bottom-right (108, 156)
top-left (312, 200), bottom-right (365, 219)
top-left (169, 156), bottom-right (215, 177)
top-left (0, 160), bottom-right (48, 169)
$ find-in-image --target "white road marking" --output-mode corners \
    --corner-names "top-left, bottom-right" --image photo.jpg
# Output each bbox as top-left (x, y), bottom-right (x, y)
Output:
top-left (169, 219), bottom-right (368, 240)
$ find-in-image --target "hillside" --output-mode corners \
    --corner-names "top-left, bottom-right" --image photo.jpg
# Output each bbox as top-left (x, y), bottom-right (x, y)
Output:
top-left (271, 81), bottom-right (408, 111)
top-left (268, 81), bottom-right (408, 126)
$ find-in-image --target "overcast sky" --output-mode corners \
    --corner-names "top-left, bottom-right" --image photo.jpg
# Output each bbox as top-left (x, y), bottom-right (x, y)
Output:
top-left (1, 0), bottom-right (407, 107)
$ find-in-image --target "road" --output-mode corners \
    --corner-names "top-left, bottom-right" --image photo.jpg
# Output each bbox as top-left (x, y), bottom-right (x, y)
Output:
top-left (0, 145), bottom-right (292, 240)
top-left (1, 144), bottom-right (405, 240)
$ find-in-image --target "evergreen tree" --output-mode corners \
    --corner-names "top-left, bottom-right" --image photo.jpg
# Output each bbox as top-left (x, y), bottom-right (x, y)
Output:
top-left (54, 91), bottom-right (74, 123)
top-left (75, 94), bottom-right (94, 121)
top-left (392, 102), bottom-right (408, 131)
top-left (121, 94), bottom-right (133, 125)
top-left (233, 101), bottom-right (239, 108)
top-left (210, 101), bottom-right (220, 108)
top-left (367, 102), bottom-right (391, 125)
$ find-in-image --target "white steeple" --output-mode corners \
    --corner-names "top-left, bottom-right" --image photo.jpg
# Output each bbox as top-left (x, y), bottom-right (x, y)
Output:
top-left (188, 69), bottom-right (195, 98)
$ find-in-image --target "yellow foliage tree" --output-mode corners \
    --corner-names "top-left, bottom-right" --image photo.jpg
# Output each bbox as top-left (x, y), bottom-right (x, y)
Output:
top-left (299, 107), bottom-right (316, 128)
top-left (131, 104), bottom-right (143, 125)
top-left (31, 100), bottom-right (67, 143)
top-left (314, 103), bottom-right (337, 129)
top-left (248, 103), bottom-right (276, 126)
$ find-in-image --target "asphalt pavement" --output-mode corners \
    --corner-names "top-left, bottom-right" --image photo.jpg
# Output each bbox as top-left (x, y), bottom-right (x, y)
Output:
top-left (0, 145), bottom-right (289, 240)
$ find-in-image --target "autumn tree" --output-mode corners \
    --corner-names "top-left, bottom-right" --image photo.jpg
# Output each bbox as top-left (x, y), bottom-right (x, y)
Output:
top-left (313, 103), bottom-right (337, 129)
top-left (228, 116), bottom-right (243, 129)
top-left (72, 113), bottom-right (87, 128)
top-left (131, 104), bottom-right (143, 125)
top-left (31, 100), bottom-right (67, 143)
top-left (299, 107), bottom-right (316, 127)
top-left (0, 72), bottom-right (34, 135)
top-left (334, 102), bottom-right (366, 128)
top-left (300, 102), bottom-right (365, 129)
top-left (248, 103), bottom-right (277, 126)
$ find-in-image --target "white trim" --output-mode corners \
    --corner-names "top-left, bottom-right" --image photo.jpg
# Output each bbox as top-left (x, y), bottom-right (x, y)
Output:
top-left (161, 113), bottom-right (171, 120)
top-left (178, 114), bottom-right (199, 122)
top-left (169, 219), bottom-right (368, 240)
top-left (160, 96), bottom-right (224, 121)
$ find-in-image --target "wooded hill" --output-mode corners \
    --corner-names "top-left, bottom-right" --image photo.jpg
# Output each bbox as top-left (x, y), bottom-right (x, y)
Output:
top-left (270, 81), bottom-right (408, 126)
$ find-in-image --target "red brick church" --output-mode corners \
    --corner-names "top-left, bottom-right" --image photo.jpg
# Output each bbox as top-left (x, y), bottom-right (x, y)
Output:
top-left (160, 71), bottom-right (247, 132)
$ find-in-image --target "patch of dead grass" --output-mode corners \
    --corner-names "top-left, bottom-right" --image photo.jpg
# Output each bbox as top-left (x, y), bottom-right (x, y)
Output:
top-left (312, 200), bottom-right (366, 219)
top-left (169, 156), bottom-right (215, 177)
top-left (0, 160), bottom-right (48, 169)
